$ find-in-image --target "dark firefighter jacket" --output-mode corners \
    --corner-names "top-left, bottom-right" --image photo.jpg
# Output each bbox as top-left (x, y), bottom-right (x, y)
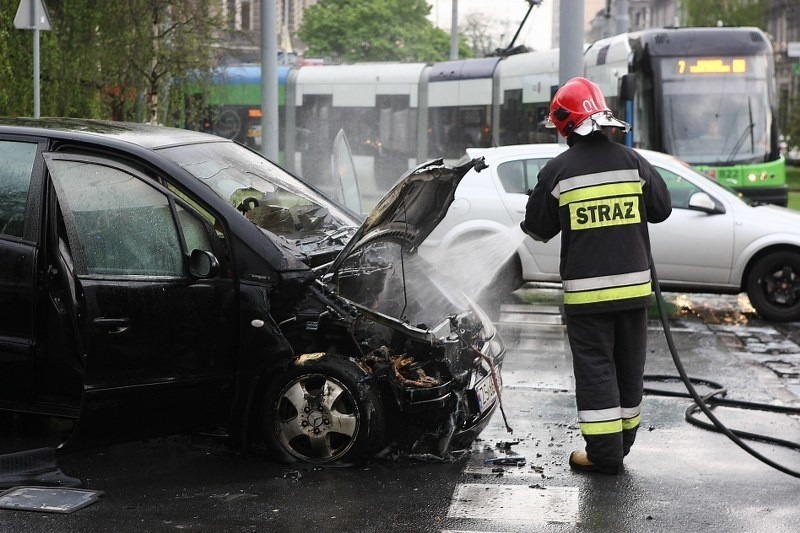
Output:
top-left (522, 132), bottom-right (672, 315)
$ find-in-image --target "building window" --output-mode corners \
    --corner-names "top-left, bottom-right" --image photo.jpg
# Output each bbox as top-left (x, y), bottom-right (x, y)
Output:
top-left (241, 1), bottom-right (251, 31)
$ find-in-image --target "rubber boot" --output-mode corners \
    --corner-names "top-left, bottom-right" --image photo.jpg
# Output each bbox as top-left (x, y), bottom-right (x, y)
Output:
top-left (568, 450), bottom-right (620, 475)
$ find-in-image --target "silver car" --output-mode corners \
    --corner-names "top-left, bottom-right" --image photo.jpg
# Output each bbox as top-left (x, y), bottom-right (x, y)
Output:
top-left (420, 144), bottom-right (800, 322)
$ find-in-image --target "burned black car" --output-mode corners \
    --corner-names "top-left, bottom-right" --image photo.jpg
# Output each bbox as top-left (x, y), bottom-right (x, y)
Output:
top-left (0, 118), bottom-right (504, 464)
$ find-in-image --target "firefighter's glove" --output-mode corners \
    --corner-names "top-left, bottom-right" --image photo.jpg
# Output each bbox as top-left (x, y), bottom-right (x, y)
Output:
top-left (519, 221), bottom-right (549, 243)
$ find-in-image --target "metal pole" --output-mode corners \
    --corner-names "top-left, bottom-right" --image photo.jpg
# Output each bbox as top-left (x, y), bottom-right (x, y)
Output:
top-left (558, 0), bottom-right (584, 143)
top-left (31, 0), bottom-right (40, 118)
top-left (615, 0), bottom-right (630, 35)
top-left (261, 0), bottom-right (279, 161)
top-left (449, 0), bottom-right (458, 60)
top-left (33, 27), bottom-right (40, 118)
top-left (558, 0), bottom-right (584, 84)
top-left (281, 0), bottom-right (292, 65)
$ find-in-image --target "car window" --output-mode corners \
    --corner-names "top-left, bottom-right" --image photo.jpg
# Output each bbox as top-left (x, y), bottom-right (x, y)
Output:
top-left (49, 160), bottom-right (184, 277)
top-left (176, 204), bottom-right (213, 253)
top-left (497, 160), bottom-right (525, 193)
top-left (0, 141), bottom-right (37, 238)
top-left (653, 166), bottom-right (703, 209)
top-left (496, 158), bottom-right (551, 194)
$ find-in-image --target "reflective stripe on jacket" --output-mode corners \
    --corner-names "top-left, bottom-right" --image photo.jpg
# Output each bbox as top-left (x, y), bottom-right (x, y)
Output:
top-left (522, 133), bottom-right (672, 315)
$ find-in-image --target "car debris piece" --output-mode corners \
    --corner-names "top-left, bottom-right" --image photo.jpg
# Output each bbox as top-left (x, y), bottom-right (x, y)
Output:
top-left (484, 456), bottom-right (526, 466)
top-left (0, 486), bottom-right (103, 514)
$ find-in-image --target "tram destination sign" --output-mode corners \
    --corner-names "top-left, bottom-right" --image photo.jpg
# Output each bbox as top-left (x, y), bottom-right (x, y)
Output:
top-left (674, 58), bottom-right (747, 75)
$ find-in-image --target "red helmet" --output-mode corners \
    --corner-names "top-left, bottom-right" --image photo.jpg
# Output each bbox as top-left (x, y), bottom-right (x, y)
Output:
top-left (546, 77), bottom-right (628, 138)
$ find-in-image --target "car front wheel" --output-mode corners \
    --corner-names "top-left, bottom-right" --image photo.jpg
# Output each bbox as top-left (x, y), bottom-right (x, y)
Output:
top-left (262, 357), bottom-right (385, 464)
top-left (745, 251), bottom-right (800, 322)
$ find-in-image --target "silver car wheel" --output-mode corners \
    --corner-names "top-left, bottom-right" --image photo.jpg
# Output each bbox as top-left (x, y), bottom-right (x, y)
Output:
top-left (273, 373), bottom-right (360, 462)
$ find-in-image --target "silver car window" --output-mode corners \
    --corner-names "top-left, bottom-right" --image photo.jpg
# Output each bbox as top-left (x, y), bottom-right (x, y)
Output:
top-left (497, 158), bottom-right (550, 194)
top-left (653, 166), bottom-right (703, 209)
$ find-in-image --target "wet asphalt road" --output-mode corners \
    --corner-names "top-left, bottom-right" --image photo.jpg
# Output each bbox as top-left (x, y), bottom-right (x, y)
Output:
top-left (0, 288), bottom-right (798, 532)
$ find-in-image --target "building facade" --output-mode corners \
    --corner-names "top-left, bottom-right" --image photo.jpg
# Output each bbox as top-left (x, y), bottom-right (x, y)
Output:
top-left (215, 0), bottom-right (317, 64)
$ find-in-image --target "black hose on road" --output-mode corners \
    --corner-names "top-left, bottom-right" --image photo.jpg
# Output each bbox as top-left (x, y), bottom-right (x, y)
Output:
top-left (649, 263), bottom-right (800, 478)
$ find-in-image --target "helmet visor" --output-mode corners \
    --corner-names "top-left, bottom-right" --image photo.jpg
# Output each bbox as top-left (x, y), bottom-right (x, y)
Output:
top-left (573, 111), bottom-right (630, 135)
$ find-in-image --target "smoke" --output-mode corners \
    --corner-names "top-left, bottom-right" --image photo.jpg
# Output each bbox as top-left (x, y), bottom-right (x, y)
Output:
top-left (338, 226), bottom-right (528, 326)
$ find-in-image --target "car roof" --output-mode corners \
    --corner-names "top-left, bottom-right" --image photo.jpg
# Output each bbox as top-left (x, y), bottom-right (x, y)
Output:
top-left (465, 143), bottom-right (684, 168)
top-left (465, 143), bottom-right (565, 161)
top-left (0, 117), bottom-right (225, 150)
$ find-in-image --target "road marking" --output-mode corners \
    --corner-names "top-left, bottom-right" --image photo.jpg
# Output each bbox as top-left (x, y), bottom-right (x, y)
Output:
top-left (447, 483), bottom-right (579, 524)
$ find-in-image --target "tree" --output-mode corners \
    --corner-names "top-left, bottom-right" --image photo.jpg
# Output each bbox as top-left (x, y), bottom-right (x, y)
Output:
top-left (298, 0), bottom-right (472, 63)
top-left (460, 12), bottom-right (503, 57)
top-left (683, 0), bottom-right (768, 28)
top-left (0, 0), bottom-right (222, 124)
top-left (781, 89), bottom-right (800, 151)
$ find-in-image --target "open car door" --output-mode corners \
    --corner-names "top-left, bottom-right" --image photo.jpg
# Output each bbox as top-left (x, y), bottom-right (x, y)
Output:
top-left (43, 152), bottom-right (237, 445)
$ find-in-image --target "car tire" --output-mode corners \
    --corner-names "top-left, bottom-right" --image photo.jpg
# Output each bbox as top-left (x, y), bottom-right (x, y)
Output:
top-left (745, 251), bottom-right (800, 322)
top-left (262, 356), bottom-right (385, 464)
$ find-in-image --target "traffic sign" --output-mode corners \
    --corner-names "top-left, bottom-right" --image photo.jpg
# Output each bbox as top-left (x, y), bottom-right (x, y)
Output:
top-left (788, 42), bottom-right (800, 58)
top-left (14, 0), bottom-right (51, 31)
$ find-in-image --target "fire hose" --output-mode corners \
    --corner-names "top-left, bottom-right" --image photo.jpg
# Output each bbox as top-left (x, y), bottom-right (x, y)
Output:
top-left (649, 261), bottom-right (800, 478)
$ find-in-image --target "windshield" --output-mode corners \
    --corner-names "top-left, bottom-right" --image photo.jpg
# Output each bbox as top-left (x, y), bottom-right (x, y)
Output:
top-left (158, 141), bottom-right (357, 239)
top-left (659, 56), bottom-right (770, 166)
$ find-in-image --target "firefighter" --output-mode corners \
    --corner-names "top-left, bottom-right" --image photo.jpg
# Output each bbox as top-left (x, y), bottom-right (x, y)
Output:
top-left (521, 77), bottom-right (672, 474)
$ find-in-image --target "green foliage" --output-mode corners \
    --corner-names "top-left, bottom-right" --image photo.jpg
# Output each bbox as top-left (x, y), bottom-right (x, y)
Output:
top-left (683, 0), bottom-right (768, 28)
top-left (298, 0), bottom-right (472, 63)
top-left (782, 90), bottom-right (800, 150)
top-left (785, 167), bottom-right (800, 211)
top-left (0, 0), bottom-right (221, 123)
top-left (0, 0), bottom-right (35, 115)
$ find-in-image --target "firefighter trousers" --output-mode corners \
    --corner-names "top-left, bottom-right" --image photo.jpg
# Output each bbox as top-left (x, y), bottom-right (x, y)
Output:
top-left (564, 307), bottom-right (647, 469)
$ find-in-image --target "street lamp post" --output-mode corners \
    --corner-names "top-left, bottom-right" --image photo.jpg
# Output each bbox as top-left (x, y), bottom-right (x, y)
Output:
top-left (13, 0), bottom-right (51, 118)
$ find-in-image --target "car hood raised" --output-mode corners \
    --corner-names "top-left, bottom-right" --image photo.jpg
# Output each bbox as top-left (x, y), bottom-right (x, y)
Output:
top-left (326, 157), bottom-right (486, 275)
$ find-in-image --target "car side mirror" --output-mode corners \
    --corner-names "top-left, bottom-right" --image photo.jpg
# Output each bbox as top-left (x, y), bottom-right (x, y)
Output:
top-left (189, 249), bottom-right (220, 278)
top-left (687, 191), bottom-right (724, 214)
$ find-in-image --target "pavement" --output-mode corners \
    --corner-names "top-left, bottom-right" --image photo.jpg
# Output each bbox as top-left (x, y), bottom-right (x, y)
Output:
top-left (443, 289), bottom-right (800, 532)
top-left (0, 288), bottom-right (798, 532)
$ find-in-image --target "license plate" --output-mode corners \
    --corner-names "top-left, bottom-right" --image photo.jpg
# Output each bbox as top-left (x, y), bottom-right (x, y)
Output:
top-left (474, 373), bottom-right (498, 412)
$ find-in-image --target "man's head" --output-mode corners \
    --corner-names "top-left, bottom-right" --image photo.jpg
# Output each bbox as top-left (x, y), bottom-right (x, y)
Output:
top-left (546, 77), bottom-right (630, 139)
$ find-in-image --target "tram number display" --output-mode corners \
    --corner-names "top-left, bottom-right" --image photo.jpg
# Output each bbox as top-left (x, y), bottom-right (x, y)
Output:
top-left (675, 57), bottom-right (747, 75)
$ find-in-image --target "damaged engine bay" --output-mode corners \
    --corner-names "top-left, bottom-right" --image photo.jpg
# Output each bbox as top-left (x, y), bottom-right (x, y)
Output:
top-left (251, 159), bottom-right (506, 464)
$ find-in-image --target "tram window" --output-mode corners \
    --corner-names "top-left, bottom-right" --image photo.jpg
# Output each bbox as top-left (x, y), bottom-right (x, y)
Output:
top-left (500, 90), bottom-right (524, 145)
top-left (297, 95), bottom-right (333, 190)
top-left (376, 95), bottom-right (413, 155)
top-left (333, 107), bottom-right (380, 156)
top-left (428, 106), bottom-right (490, 159)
